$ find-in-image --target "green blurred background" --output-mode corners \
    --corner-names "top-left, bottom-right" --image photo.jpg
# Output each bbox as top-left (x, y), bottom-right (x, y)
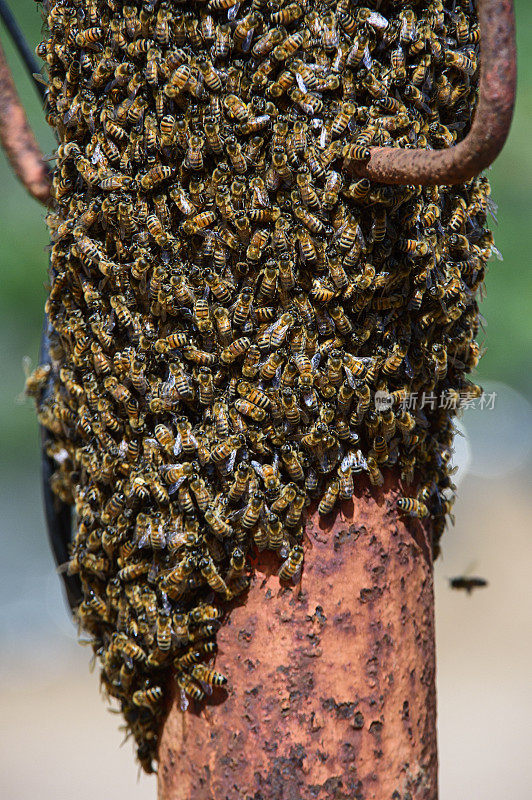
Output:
top-left (0, 3), bottom-right (530, 799)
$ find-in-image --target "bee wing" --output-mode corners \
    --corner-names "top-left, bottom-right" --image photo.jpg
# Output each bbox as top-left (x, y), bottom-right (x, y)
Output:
top-left (362, 45), bottom-right (373, 69)
top-left (271, 363), bottom-right (283, 388)
top-left (340, 451), bottom-right (356, 472)
top-left (168, 476), bottom-right (188, 494)
top-left (180, 689), bottom-right (189, 712)
top-left (355, 451), bottom-right (368, 472)
top-left (226, 449), bottom-right (238, 474)
top-left (302, 389), bottom-right (315, 408)
top-left (343, 365), bottom-right (356, 388)
top-left (250, 460), bottom-right (264, 478)
top-left (367, 12), bottom-right (388, 30)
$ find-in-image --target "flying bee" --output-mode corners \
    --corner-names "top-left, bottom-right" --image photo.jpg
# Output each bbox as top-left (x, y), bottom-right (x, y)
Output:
top-left (449, 576), bottom-right (488, 594)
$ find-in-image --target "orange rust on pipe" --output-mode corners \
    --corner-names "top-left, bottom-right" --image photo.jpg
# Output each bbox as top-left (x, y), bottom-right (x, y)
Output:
top-left (344, 0), bottom-right (516, 186)
top-left (0, 39), bottom-right (51, 204)
top-left (158, 473), bottom-right (437, 800)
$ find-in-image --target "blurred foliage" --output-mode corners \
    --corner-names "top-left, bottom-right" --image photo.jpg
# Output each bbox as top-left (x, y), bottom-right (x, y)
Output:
top-left (0, 1), bottom-right (530, 467)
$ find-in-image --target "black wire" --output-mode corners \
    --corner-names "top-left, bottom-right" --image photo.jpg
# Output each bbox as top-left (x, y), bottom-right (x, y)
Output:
top-left (39, 310), bottom-right (82, 614)
top-left (0, 0), bottom-right (47, 102)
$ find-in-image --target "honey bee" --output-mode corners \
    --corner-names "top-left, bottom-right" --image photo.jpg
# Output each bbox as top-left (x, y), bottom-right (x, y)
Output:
top-left (449, 576), bottom-right (488, 594)
top-left (140, 165), bottom-right (173, 191)
top-left (177, 674), bottom-right (204, 702)
top-left (199, 556), bottom-right (229, 596)
top-left (279, 545), bottom-right (304, 583)
top-left (322, 172), bottom-right (343, 212)
top-left (226, 463), bottom-right (249, 505)
top-left (131, 686), bottom-right (163, 712)
top-left (445, 50), bottom-right (477, 76)
top-left (397, 497), bottom-right (429, 518)
top-left (238, 491), bottom-right (262, 531)
top-left (318, 479), bottom-right (340, 516)
top-left (154, 332), bottom-right (188, 353)
top-left (345, 178), bottom-right (370, 205)
top-left (183, 135), bottom-right (204, 171)
top-left (432, 344), bottom-right (448, 380)
top-left (220, 337), bottom-right (252, 365)
top-left (285, 492), bottom-right (306, 528)
top-left (364, 456), bottom-right (383, 488)
top-left (34, 0), bottom-right (492, 769)
top-left (205, 509), bottom-right (233, 539)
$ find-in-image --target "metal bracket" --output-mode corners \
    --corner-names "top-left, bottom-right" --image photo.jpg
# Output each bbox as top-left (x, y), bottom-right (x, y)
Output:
top-left (344, 0), bottom-right (517, 186)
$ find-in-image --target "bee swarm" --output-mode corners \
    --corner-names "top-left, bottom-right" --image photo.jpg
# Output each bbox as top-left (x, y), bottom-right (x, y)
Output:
top-left (30, 0), bottom-right (493, 772)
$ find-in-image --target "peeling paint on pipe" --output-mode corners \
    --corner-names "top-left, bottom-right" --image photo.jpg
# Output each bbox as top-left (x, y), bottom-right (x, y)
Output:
top-left (158, 474), bottom-right (437, 800)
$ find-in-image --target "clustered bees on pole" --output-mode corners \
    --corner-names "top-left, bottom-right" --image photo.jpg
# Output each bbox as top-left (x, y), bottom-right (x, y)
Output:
top-left (28, 0), bottom-right (493, 772)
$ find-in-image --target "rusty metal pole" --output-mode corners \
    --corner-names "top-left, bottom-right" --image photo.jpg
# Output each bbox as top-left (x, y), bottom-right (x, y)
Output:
top-left (344, 0), bottom-right (516, 186)
top-left (158, 473), bottom-right (437, 800)
top-left (0, 39), bottom-right (50, 204)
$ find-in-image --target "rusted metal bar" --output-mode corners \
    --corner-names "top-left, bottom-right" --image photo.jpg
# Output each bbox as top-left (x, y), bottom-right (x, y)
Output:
top-left (0, 39), bottom-right (50, 204)
top-left (344, 0), bottom-right (516, 186)
top-left (158, 474), bottom-right (437, 800)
